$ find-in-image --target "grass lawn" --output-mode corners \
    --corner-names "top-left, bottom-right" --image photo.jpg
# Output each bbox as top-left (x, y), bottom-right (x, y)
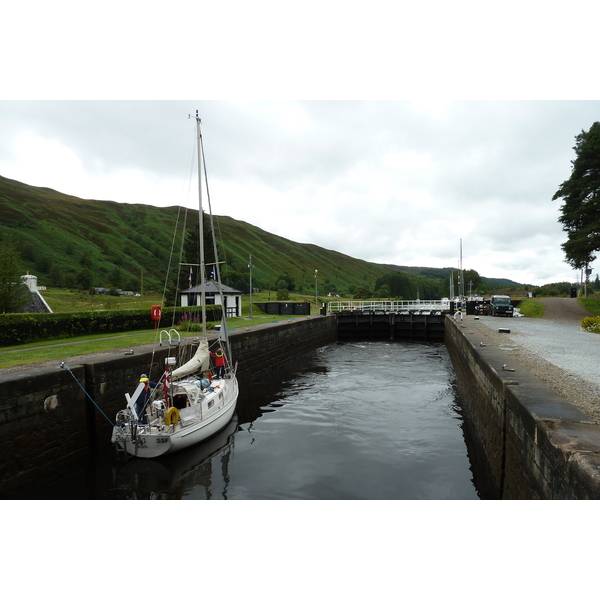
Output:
top-left (517, 298), bottom-right (546, 318)
top-left (580, 296), bottom-right (600, 316)
top-left (0, 313), bottom-right (311, 369)
top-left (42, 288), bottom-right (165, 312)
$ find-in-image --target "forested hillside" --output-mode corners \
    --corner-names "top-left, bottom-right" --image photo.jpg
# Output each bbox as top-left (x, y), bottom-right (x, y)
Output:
top-left (0, 175), bottom-right (396, 295)
top-left (0, 174), bottom-right (522, 299)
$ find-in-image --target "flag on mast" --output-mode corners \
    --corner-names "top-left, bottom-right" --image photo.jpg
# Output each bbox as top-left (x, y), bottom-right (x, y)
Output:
top-left (189, 267), bottom-right (193, 289)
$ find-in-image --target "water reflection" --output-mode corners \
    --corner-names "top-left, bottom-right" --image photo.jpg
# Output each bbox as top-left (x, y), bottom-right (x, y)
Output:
top-left (228, 342), bottom-right (479, 500)
top-left (109, 416), bottom-right (238, 499)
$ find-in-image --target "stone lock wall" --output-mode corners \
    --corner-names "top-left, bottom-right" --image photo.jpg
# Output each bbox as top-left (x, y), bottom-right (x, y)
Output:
top-left (231, 316), bottom-right (338, 382)
top-left (0, 316), bottom-right (337, 493)
top-left (445, 315), bottom-right (600, 499)
top-left (0, 364), bottom-right (86, 487)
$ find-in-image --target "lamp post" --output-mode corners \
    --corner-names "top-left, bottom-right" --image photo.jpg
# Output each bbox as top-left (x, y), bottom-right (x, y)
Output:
top-left (315, 269), bottom-right (318, 313)
top-left (248, 254), bottom-right (253, 318)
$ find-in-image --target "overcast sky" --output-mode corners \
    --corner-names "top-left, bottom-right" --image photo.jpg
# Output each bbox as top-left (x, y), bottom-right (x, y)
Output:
top-left (2, 2), bottom-right (599, 288)
top-left (1, 99), bottom-right (597, 286)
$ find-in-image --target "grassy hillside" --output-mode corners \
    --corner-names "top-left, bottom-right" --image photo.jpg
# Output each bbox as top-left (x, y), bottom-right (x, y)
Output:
top-left (0, 175), bottom-right (183, 291)
top-left (0, 174), bottom-right (540, 301)
top-left (0, 175), bottom-right (396, 295)
top-left (215, 215), bottom-right (392, 294)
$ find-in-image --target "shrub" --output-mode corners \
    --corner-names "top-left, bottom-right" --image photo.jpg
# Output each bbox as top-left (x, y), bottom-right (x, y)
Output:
top-left (581, 316), bottom-right (600, 333)
top-left (178, 312), bottom-right (203, 332)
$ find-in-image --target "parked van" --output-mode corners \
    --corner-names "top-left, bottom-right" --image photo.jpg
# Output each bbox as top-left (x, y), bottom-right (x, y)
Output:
top-left (489, 295), bottom-right (513, 317)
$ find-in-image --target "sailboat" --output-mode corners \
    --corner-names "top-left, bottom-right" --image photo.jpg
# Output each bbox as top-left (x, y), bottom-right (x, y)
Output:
top-left (111, 113), bottom-right (239, 459)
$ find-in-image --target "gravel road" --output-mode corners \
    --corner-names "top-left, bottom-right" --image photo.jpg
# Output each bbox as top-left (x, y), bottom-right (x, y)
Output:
top-left (470, 298), bottom-right (600, 424)
top-left (533, 297), bottom-right (596, 322)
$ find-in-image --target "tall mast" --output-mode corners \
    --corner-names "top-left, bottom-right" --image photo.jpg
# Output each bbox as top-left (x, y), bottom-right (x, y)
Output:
top-left (195, 111), bottom-right (207, 334)
top-left (459, 239), bottom-right (464, 299)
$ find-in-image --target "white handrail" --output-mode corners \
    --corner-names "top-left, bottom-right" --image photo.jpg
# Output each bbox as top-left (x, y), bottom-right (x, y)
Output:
top-left (159, 328), bottom-right (182, 346)
top-left (327, 300), bottom-right (451, 313)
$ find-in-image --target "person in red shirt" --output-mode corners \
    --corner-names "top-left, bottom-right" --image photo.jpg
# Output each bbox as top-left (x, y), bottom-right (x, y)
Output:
top-left (210, 348), bottom-right (226, 379)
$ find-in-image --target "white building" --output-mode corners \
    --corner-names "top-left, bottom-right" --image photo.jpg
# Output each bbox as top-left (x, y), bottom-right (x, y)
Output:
top-left (20, 273), bottom-right (53, 313)
top-left (179, 281), bottom-right (242, 317)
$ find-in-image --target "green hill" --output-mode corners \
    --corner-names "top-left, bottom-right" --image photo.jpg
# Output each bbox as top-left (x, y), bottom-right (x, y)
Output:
top-left (0, 174), bottom-right (526, 298)
top-left (214, 215), bottom-right (395, 294)
top-left (0, 175), bottom-right (183, 291)
top-left (380, 263), bottom-right (520, 288)
top-left (0, 175), bottom-right (396, 295)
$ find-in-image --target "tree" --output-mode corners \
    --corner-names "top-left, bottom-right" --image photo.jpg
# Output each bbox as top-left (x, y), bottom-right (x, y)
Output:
top-left (35, 254), bottom-right (53, 274)
top-left (375, 284), bottom-right (391, 298)
top-left (77, 267), bottom-right (93, 290)
top-left (109, 266), bottom-right (123, 289)
top-left (0, 238), bottom-right (31, 313)
top-left (126, 276), bottom-right (139, 292)
top-left (353, 286), bottom-right (371, 299)
top-left (374, 272), bottom-right (412, 298)
top-left (80, 252), bottom-right (93, 268)
top-left (275, 272), bottom-right (296, 291)
top-left (463, 269), bottom-right (482, 293)
top-left (48, 264), bottom-right (63, 286)
top-left (553, 121), bottom-right (600, 269)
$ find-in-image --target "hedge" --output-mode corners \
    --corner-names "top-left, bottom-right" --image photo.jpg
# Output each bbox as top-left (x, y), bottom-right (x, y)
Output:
top-left (0, 306), bottom-right (223, 347)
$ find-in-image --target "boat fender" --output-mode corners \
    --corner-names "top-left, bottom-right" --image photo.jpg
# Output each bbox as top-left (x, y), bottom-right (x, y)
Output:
top-left (199, 378), bottom-right (211, 390)
top-left (165, 406), bottom-right (180, 425)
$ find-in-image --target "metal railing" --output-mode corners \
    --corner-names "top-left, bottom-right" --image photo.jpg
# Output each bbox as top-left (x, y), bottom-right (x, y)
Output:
top-left (327, 300), bottom-right (451, 313)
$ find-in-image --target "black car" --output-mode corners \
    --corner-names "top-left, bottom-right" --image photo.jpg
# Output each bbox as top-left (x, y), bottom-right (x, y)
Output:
top-left (489, 295), bottom-right (513, 317)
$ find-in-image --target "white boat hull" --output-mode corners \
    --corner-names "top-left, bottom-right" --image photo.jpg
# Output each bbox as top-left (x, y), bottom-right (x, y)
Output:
top-left (112, 377), bottom-right (238, 459)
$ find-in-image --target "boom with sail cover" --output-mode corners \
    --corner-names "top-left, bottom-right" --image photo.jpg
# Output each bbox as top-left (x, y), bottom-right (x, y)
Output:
top-left (171, 338), bottom-right (209, 380)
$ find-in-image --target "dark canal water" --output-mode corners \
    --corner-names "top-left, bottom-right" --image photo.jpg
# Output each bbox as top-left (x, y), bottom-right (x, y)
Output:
top-left (10, 341), bottom-right (481, 499)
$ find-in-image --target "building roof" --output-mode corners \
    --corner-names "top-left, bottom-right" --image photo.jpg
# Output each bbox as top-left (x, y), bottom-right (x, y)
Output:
top-left (180, 280), bottom-right (242, 295)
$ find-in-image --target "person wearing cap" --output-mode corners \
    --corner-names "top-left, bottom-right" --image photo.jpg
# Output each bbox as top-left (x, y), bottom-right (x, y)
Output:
top-left (136, 373), bottom-right (157, 423)
top-left (210, 348), bottom-right (227, 379)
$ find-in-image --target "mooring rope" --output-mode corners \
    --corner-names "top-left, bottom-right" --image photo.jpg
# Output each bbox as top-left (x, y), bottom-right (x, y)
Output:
top-left (60, 362), bottom-right (116, 428)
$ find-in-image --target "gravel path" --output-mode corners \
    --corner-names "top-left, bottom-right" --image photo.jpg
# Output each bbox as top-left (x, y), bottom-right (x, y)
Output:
top-left (534, 297), bottom-right (596, 322)
top-left (468, 298), bottom-right (600, 424)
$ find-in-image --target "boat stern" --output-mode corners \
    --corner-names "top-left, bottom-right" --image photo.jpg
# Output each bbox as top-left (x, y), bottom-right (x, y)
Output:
top-left (114, 429), bottom-right (173, 458)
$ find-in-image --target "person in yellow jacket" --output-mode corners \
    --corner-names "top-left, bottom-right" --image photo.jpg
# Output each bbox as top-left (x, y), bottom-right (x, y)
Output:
top-left (136, 374), bottom-right (157, 423)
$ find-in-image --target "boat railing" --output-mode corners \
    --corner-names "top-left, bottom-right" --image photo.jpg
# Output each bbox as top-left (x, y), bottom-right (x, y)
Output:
top-left (327, 300), bottom-right (451, 314)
